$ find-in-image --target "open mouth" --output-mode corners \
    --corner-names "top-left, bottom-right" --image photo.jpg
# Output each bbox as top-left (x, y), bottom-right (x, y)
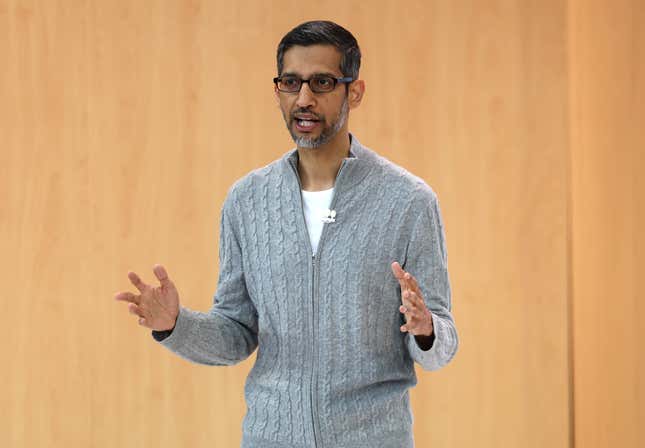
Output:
top-left (294, 118), bottom-right (320, 132)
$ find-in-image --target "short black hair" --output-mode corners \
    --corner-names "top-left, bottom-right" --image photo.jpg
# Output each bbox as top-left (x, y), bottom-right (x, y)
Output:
top-left (276, 20), bottom-right (361, 79)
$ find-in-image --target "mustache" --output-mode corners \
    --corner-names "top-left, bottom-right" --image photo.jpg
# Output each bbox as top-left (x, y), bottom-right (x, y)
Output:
top-left (290, 109), bottom-right (323, 121)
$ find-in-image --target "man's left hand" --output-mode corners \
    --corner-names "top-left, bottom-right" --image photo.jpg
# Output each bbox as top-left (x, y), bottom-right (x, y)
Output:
top-left (391, 261), bottom-right (434, 337)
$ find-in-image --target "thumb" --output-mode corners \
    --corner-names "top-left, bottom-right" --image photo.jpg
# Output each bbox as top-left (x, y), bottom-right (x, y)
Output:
top-left (153, 264), bottom-right (173, 288)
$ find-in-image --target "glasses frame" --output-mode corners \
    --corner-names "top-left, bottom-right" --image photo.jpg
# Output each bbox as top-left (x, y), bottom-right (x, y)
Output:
top-left (273, 74), bottom-right (354, 93)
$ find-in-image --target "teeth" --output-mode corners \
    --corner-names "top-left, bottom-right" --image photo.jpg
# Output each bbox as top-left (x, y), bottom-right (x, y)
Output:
top-left (298, 120), bottom-right (316, 126)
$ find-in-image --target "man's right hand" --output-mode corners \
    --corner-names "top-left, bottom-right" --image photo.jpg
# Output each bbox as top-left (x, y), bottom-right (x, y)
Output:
top-left (114, 264), bottom-right (180, 331)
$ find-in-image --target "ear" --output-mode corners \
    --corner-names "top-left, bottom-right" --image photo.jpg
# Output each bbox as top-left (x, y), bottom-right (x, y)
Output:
top-left (347, 79), bottom-right (365, 109)
top-left (274, 85), bottom-right (280, 105)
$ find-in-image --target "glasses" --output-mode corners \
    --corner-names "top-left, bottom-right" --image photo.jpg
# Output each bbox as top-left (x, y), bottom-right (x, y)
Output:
top-left (273, 74), bottom-right (354, 93)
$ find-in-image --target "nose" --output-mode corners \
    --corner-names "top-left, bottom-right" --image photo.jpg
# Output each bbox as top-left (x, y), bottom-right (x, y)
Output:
top-left (295, 82), bottom-right (316, 109)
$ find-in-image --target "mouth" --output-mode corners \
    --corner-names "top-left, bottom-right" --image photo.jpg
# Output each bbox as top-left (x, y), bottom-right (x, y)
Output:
top-left (293, 117), bottom-right (321, 133)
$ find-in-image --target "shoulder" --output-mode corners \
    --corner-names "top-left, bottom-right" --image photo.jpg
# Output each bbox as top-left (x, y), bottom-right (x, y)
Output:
top-left (222, 153), bottom-right (287, 205)
top-left (362, 145), bottom-right (438, 207)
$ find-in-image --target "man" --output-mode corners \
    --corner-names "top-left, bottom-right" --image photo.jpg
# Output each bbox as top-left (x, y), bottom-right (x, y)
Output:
top-left (114, 20), bottom-right (458, 448)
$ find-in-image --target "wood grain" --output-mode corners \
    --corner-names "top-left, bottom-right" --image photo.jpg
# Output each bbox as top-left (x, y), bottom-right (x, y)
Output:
top-left (1, 0), bottom-right (618, 446)
top-left (569, 1), bottom-right (645, 447)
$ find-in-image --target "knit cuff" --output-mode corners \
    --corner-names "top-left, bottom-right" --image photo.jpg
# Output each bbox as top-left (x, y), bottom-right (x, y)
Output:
top-left (150, 305), bottom-right (194, 352)
top-left (406, 311), bottom-right (457, 371)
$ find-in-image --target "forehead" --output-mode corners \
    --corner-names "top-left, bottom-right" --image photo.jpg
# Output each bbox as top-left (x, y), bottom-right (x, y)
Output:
top-left (281, 44), bottom-right (342, 76)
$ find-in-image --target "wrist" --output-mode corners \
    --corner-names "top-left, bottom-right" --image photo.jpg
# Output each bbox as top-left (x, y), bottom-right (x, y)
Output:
top-left (414, 333), bottom-right (435, 351)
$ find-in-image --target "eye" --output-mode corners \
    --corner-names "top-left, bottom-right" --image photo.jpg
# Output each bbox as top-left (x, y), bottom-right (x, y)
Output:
top-left (315, 77), bottom-right (332, 86)
top-left (282, 77), bottom-right (298, 87)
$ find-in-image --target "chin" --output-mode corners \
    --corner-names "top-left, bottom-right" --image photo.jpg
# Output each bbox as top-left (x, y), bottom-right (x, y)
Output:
top-left (290, 129), bottom-right (323, 149)
top-left (294, 137), bottom-right (322, 149)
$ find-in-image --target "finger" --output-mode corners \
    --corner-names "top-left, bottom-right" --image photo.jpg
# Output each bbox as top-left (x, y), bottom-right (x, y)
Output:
top-left (394, 262), bottom-right (416, 294)
top-left (114, 291), bottom-right (140, 305)
top-left (401, 308), bottom-right (419, 327)
top-left (401, 291), bottom-right (417, 312)
top-left (391, 261), bottom-right (405, 279)
top-left (400, 303), bottom-right (415, 314)
top-left (153, 264), bottom-right (173, 288)
top-left (401, 312), bottom-right (423, 332)
top-left (404, 289), bottom-right (422, 309)
top-left (402, 272), bottom-right (421, 300)
top-left (404, 272), bottom-right (424, 301)
top-left (128, 303), bottom-right (145, 319)
top-left (391, 261), bottom-right (411, 294)
top-left (127, 271), bottom-right (149, 293)
top-left (391, 261), bottom-right (410, 288)
top-left (400, 305), bottom-right (415, 327)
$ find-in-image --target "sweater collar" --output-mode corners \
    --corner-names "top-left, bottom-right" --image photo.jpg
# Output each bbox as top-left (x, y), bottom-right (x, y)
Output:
top-left (282, 133), bottom-right (374, 191)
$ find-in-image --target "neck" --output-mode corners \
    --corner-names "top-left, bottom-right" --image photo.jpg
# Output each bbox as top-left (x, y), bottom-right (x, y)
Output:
top-left (297, 129), bottom-right (351, 191)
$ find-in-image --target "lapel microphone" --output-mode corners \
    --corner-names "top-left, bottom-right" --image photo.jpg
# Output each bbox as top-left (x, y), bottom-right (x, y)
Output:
top-left (321, 209), bottom-right (336, 223)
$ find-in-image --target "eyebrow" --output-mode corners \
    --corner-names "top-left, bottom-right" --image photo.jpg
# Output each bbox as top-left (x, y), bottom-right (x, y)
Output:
top-left (281, 71), bottom-right (341, 78)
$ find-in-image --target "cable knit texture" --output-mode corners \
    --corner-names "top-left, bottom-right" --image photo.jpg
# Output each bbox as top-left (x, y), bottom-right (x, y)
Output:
top-left (152, 134), bottom-right (458, 448)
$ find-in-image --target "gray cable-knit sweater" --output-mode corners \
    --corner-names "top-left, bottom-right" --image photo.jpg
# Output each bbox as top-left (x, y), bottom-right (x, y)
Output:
top-left (152, 134), bottom-right (458, 448)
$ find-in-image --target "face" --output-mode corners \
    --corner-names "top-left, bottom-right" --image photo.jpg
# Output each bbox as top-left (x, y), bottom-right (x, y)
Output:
top-left (275, 44), bottom-right (364, 149)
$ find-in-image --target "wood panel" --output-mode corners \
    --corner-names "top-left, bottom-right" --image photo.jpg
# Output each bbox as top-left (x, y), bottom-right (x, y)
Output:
top-left (356, 2), bottom-right (569, 447)
top-left (1, 1), bottom-right (570, 447)
top-left (569, 1), bottom-right (645, 446)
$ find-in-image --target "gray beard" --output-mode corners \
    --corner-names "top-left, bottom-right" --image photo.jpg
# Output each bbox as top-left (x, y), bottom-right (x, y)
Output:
top-left (286, 97), bottom-right (349, 149)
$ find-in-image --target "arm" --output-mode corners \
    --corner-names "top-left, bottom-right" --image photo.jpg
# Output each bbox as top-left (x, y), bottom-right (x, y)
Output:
top-left (151, 188), bottom-right (259, 366)
top-left (401, 192), bottom-right (458, 371)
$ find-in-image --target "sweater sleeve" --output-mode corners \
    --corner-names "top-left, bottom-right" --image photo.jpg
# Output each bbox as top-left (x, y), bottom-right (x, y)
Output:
top-left (150, 188), bottom-right (259, 366)
top-left (403, 192), bottom-right (458, 371)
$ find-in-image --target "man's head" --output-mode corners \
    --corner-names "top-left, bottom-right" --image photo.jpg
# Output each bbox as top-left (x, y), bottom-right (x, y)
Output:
top-left (275, 21), bottom-right (365, 149)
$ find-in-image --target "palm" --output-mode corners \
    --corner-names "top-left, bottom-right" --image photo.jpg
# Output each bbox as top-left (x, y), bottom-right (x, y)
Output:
top-left (114, 264), bottom-right (180, 331)
top-left (141, 278), bottom-right (179, 329)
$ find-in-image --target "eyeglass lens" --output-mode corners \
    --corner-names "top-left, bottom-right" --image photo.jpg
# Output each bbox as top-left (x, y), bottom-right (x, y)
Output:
top-left (278, 76), bottom-right (335, 93)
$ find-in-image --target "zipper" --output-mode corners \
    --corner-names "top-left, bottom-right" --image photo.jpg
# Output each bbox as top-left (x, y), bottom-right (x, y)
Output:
top-left (311, 253), bottom-right (319, 447)
top-left (290, 155), bottom-right (349, 448)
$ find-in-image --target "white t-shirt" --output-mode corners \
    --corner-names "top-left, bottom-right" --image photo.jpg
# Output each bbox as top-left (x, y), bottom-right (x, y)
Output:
top-left (301, 187), bottom-right (334, 255)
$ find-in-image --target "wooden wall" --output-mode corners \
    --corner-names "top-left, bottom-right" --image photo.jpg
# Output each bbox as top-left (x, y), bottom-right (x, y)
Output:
top-left (569, 1), bottom-right (644, 447)
top-left (0, 1), bottom-right (641, 447)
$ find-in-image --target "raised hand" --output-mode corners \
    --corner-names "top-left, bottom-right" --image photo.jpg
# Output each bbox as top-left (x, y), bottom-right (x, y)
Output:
top-left (114, 264), bottom-right (180, 331)
top-left (391, 261), bottom-right (434, 337)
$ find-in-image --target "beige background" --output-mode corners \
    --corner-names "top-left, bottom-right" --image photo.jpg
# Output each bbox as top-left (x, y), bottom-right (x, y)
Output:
top-left (0, 1), bottom-right (642, 447)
